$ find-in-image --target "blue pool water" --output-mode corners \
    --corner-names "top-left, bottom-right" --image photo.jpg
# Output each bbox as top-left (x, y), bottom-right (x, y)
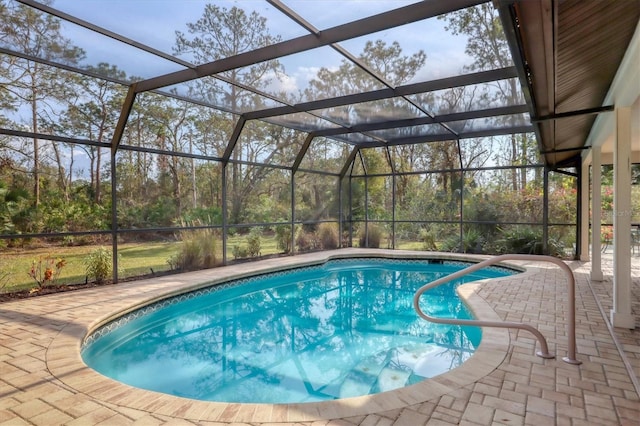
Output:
top-left (82, 258), bottom-right (516, 404)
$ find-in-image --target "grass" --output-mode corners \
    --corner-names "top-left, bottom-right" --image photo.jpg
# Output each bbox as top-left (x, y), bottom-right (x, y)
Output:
top-left (0, 233), bottom-right (286, 294)
top-left (119, 243), bottom-right (178, 278)
top-left (0, 242), bottom-right (179, 293)
top-left (395, 241), bottom-right (425, 250)
top-left (227, 233), bottom-right (280, 259)
top-left (0, 231), bottom-right (443, 294)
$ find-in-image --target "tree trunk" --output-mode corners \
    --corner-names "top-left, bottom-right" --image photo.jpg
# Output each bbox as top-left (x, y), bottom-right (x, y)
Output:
top-left (51, 142), bottom-right (69, 201)
top-left (170, 153), bottom-right (182, 218)
top-left (520, 134), bottom-right (528, 189)
top-left (96, 148), bottom-right (101, 203)
top-left (230, 84), bottom-right (241, 223)
top-left (190, 136), bottom-right (197, 208)
top-left (510, 134), bottom-right (518, 191)
top-left (31, 77), bottom-right (40, 207)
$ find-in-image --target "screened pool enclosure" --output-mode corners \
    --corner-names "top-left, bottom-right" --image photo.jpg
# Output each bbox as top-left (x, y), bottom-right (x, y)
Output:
top-left (3, 0), bottom-right (632, 286)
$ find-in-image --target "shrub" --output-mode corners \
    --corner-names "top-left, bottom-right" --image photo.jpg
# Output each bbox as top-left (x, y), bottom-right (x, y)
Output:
top-left (419, 228), bottom-right (437, 251)
top-left (296, 230), bottom-right (320, 252)
top-left (168, 226), bottom-right (217, 271)
top-left (246, 228), bottom-right (262, 257)
top-left (438, 230), bottom-right (485, 254)
top-left (463, 191), bottom-right (500, 236)
top-left (275, 225), bottom-right (292, 254)
top-left (232, 245), bottom-right (248, 259)
top-left (359, 224), bottom-right (382, 248)
top-left (170, 238), bottom-right (198, 270)
top-left (461, 229), bottom-right (484, 253)
top-left (0, 259), bottom-right (8, 293)
top-left (84, 247), bottom-right (112, 284)
top-left (28, 255), bottom-right (66, 288)
top-left (495, 227), bottom-right (538, 254)
top-left (439, 234), bottom-right (461, 252)
top-left (318, 223), bottom-right (339, 249)
top-left (495, 227), bottom-right (565, 256)
top-left (178, 207), bottom-right (222, 226)
top-left (341, 230), bottom-right (351, 247)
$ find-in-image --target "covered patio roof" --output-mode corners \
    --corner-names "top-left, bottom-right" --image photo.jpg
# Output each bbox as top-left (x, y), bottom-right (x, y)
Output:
top-left (498, 0), bottom-right (640, 167)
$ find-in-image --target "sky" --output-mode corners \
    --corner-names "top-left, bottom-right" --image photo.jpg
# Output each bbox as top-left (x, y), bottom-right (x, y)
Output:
top-left (4, 0), bottom-right (484, 180)
top-left (47, 0), bottom-right (474, 93)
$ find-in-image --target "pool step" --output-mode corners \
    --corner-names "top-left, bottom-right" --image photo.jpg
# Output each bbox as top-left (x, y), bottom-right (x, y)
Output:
top-left (375, 367), bottom-right (412, 392)
top-left (339, 355), bottom-right (387, 398)
top-left (338, 344), bottom-right (435, 398)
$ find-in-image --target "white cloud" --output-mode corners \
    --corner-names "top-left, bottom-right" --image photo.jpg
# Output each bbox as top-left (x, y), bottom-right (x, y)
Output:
top-left (263, 72), bottom-right (299, 96)
top-left (414, 50), bottom-right (472, 82)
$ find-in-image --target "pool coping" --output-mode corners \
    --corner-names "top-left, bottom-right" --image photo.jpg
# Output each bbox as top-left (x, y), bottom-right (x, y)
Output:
top-left (45, 249), bottom-right (535, 423)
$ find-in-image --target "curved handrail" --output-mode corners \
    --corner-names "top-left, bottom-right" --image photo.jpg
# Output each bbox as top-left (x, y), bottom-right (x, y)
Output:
top-left (413, 254), bottom-right (581, 365)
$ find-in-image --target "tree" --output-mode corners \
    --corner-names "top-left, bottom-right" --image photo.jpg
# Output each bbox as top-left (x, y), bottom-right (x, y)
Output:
top-left (190, 105), bottom-right (231, 211)
top-left (305, 40), bottom-right (427, 224)
top-left (0, 0), bottom-right (85, 206)
top-left (361, 148), bottom-right (392, 221)
top-left (392, 143), bottom-right (428, 207)
top-left (174, 4), bottom-right (284, 224)
top-left (440, 3), bottom-right (537, 190)
top-left (56, 63), bottom-right (128, 203)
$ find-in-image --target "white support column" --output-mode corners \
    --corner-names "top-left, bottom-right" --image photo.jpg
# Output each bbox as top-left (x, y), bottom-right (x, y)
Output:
top-left (591, 147), bottom-right (603, 281)
top-left (580, 159), bottom-right (590, 261)
top-left (612, 106), bottom-right (635, 329)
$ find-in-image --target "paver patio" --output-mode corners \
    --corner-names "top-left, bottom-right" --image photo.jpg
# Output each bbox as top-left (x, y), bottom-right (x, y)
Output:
top-left (0, 249), bottom-right (638, 425)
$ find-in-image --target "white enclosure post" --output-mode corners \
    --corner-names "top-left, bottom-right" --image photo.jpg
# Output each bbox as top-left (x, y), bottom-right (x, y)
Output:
top-left (612, 106), bottom-right (635, 329)
top-left (591, 146), bottom-right (603, 281)
top-left (580, 158), bottom-right (590, 261)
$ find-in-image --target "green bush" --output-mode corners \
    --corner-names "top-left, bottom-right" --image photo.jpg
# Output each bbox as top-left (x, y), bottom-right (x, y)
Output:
top-left (232, 244), bottom-right (248, 259)
top-left (495, 227), bottom-right (564, 256)
top-left (178, 207), bottom-right (222, 226)
top-left (246, 228), bottom-right (262, 257)
top-left (438, 229), bottom-right (485, 254)
top-left (275, 225), bottom-right (292, 254)
top-left (463, 191), bottom-right (500, 236)
top-left (118, 197), bottom-right (177, 229)
top-left (461, 228), bottom-right (484, 253)
top-left (440, 234), bottom-right (460, 252)
top-left (318, 223), bottom-right (339, 249)
top-left (419, 227), bottom-right (437, 251)
top-left (84, 247), bottom-right (113, 284)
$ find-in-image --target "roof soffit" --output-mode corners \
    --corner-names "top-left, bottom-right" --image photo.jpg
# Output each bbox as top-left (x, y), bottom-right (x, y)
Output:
top-left (503, 0), bottom-right (640, 165)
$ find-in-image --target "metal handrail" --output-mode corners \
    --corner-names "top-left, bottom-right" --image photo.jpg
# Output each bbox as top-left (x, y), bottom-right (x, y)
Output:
top-left (413, 254), bottom-right (581, 365)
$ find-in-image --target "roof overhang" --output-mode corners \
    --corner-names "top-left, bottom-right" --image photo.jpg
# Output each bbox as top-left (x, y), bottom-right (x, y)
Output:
top-left (497, 0), bottom-right (640, 167)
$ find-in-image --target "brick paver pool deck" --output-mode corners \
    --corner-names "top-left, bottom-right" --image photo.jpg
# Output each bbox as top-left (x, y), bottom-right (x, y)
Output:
top-left (0, 249), bottom-right (638, 425)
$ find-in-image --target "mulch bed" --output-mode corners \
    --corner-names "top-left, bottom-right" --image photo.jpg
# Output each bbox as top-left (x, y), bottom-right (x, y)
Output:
top-left (0, 282), bottom-right (113, 303)
top-left (0, 267), bottom-right (189, 303)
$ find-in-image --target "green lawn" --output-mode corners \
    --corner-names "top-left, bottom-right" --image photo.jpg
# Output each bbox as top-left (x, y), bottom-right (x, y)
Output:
top-left (0, 242), bottom-right (179, 293)
top-left (226, 233), bottom-right (281, 258)
top-left (0, 231), bottom-right (431, 294)
top-left (395, 241), bottom-right (425, 250)
top-left (0, 233), bottom-right (285, 293)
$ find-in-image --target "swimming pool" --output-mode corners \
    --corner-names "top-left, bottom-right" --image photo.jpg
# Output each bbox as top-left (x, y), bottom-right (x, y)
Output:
top-left (82, 257), bottom-right (516, 404)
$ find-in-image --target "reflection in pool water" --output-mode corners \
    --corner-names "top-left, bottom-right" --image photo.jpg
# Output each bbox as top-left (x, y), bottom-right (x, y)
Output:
top-left (82, 258), bottom-right (515, 403)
